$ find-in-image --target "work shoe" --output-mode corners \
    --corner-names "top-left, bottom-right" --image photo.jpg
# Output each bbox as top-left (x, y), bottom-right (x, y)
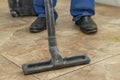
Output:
top-left (29, 17), bottom-right (46, 33)
top-left (75, 16), bottom-right (97, 34)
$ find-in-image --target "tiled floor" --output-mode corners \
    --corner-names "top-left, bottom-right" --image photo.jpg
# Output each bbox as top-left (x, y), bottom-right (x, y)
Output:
top-left (0, 0), bottom-right (120, 80)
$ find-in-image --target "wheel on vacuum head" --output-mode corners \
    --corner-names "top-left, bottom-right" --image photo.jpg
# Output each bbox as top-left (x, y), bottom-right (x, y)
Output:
top-left (11, 11), bottom-right (19, 17)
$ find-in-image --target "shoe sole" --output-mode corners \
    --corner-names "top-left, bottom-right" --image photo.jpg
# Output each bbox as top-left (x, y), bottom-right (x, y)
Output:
top-left (81, 29), bottom-right (97, 34)
top-left (30, 29), bottom-right (46, 33)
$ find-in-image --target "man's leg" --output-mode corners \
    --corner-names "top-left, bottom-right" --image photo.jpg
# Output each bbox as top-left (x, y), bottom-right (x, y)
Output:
top-left (30, 0), bottom-right (58, 33)
top-left (70, 0), bottom-right (97, 34)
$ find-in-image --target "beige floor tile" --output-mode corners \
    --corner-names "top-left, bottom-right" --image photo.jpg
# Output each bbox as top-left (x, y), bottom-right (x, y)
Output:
top-left (52, 55), bottom-right (120, 80)
top-left (0, 55), bottom-right (39, 80)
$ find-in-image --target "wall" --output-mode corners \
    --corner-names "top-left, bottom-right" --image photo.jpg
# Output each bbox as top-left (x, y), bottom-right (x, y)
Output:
top-left (95, 0), bottom-right (120, 7)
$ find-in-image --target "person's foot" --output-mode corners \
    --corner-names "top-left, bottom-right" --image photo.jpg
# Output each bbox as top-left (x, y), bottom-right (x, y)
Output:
top-left (29, 17), bottom-right (46, 33)
top-left (75, 16), bottom-right (97, 34)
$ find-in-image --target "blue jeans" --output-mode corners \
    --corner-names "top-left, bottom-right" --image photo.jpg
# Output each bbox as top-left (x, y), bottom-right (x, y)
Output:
top-left (33, 0), bottom-right (95, 21)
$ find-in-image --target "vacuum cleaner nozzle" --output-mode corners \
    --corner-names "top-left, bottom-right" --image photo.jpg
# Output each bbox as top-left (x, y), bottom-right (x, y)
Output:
top-left (22, 54), bottom-right (90, 75)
